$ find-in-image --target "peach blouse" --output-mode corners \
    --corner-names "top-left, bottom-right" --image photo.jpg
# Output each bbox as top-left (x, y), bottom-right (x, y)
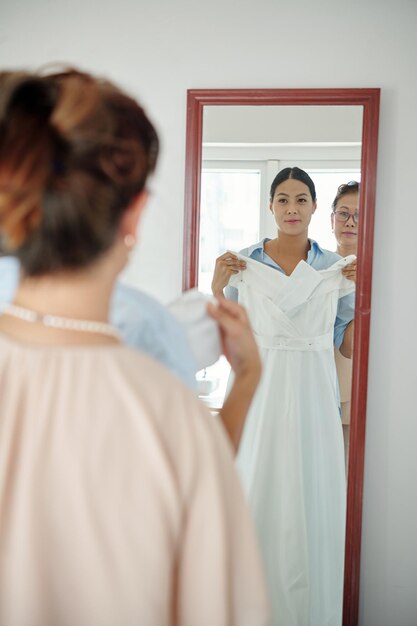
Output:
top-left (0, 333), bottom-right (269, 626)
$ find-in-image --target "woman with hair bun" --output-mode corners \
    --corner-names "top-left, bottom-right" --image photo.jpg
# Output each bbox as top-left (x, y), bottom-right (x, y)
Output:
top-left (0, 68), bottom-right (269, 626)
top-left (212, 167), bottom-right (356, 626)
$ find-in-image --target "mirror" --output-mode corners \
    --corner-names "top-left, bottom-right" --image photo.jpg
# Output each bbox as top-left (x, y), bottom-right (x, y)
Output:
top-left (183, 89), bottom-right (380, 626)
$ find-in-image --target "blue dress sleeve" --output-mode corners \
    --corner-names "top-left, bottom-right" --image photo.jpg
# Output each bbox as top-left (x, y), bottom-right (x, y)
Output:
top-left (224, 284), bottom-right (239, 302)
top-left (110, 283), bottom-right (197, 391)
top-left (0, 257), bottom-right (19, 303)
top-left (334, 291), bottom-right (355, 349)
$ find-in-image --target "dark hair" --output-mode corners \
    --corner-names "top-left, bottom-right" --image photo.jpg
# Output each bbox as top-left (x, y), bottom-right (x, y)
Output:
top-left (269, 167), bottom-right (316, 202)
top-left (0, 68), bottom-right (159, 276)
top-left (331, 180), bottom-right (360, 212)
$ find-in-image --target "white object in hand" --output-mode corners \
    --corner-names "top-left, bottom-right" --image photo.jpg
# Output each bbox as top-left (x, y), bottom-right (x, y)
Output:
top-left (168, 289), bottom-right (222, 371)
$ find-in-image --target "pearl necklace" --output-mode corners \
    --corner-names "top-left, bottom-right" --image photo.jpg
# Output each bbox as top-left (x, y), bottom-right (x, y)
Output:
top-left (0, 303), bottom-right (121, 340)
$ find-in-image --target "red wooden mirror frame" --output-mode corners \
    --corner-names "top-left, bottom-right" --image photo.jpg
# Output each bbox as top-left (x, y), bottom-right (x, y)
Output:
top-left (182, 88), bottom-right (380, 626)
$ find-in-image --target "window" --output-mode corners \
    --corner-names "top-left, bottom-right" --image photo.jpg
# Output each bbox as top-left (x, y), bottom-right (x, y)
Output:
top-left (199, 166), bottom-right (262, 294)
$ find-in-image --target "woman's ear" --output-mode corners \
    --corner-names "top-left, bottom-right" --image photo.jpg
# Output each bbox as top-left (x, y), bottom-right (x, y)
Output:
top-left (331, 213), bottom-right (335, 232)
top-left (119, 190), bottom-right (149, 241)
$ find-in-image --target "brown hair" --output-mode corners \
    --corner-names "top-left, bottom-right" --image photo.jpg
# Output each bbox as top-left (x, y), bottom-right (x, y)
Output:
top-left (0, 68), bottom-right (159, 275)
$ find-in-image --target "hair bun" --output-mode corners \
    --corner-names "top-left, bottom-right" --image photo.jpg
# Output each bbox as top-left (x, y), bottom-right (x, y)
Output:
top-left (0, 67), bottom-right (159, 275)
top-left (50, 72), bottom-right (101, 136)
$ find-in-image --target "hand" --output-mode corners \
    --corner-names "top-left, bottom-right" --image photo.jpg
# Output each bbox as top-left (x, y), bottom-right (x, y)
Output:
top-left (211, 252), bottom-right (247, 297)
top-left (207, 298), bottom-right (261, 382)
top-left (342, 260), bottom-right (357, 283)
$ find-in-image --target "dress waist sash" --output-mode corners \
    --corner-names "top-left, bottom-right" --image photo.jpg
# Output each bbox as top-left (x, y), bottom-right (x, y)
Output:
top-left (255, 331), bottom-right (333, 351)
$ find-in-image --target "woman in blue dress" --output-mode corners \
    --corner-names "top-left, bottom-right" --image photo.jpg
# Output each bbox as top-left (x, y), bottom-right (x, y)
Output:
top-left (212, 167), bottom-right (356, 626)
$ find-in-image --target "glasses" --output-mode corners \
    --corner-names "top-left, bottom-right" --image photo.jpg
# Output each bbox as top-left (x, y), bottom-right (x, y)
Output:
top-left (333, 210), bottom-right (360, 224)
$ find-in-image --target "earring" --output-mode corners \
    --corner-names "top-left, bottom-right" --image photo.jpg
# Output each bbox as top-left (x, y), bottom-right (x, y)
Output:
top-left (124, 234), bottom-right (136, 249)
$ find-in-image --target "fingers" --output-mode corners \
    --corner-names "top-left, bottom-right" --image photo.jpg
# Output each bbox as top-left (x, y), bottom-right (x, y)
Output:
top-left (212, 253), bottom-right (247, 295)
top-left (342, 262), bottom-right (356, 273)
top-left (216, 252), bottom-right (246, 271)
top-left (218, 251), bottom-right (239, 261)
top-left (342, 263), bottom-right (356, 282)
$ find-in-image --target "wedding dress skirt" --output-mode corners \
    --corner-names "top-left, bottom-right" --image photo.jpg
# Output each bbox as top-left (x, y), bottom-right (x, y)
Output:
top-left (231, 255), bottom-right (355, 626)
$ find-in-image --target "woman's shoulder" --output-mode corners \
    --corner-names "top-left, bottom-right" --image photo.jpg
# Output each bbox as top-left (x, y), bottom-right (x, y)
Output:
top-left (0, 336), bottom-right (223, 481)
top-left (0, 333), bottom-right (198, 418)
top-left (309, 240), bottom-right (344, 269)
top-left (106, 345), bottom-right (221, 438)
top-left (103, 343), bottom-right (201, 412)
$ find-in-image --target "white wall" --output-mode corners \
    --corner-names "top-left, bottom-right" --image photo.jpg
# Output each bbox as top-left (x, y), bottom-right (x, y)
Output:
top-left (1, 1), bottom-right (416, 624)
top-left (203, 105), bottom-right (363, 143)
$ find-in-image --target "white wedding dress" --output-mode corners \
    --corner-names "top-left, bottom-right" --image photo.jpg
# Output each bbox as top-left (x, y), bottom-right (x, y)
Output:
top-left (231, 254), bottom-right (356, 626)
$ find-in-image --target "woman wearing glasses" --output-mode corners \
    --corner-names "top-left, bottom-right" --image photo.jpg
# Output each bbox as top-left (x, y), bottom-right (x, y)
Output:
top-left (332, 181), bottom-right (360, 473)
top-left (211, 167), bottom-right (356, 626)
top-left (332, 180), bottom-right (360, 259)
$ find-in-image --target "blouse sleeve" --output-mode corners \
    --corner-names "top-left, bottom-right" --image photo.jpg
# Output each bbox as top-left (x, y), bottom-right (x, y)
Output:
top-left (334, 291), bottom-right (355, 349)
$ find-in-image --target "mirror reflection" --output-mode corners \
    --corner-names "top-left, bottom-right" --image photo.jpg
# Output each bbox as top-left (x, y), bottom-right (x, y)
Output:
top-left (196, 105), bottom-right (362, 626)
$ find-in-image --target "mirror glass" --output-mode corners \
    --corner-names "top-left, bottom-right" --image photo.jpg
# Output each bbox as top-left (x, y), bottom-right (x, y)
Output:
top-left (198, 105), bottom-right (362, 425)
top-left (195, 102), bottom-right (363, 626)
